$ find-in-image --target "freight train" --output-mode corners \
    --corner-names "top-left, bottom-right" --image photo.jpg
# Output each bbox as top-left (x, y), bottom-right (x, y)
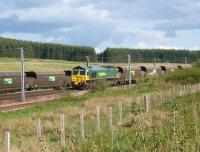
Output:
top-left (0, 64), bottom-right (186, 93)
top-left (0, 71), bottom-right (71, 93)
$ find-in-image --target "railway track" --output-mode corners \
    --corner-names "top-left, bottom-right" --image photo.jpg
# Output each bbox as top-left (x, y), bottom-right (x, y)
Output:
top-left (0, 89), bottom-right (62, 112)
top-left (0, 89), bottom-right (89, 112)
top-left (0, 89), bottom-right (60, 100)
top-left (0, 100), bottom-right (47, 112)
top-left (0, 85), bottom-right (128, 112)
top-left (0, 84), bottom-right (132, 112)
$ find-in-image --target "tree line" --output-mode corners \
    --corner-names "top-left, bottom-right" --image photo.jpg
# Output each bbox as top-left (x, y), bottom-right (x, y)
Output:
top-left (1, 37), bottom-right (200, 63)
top-left (99, 48), bottom-right (200, 63)
top-left (0, 37), bottom-right (97, 62)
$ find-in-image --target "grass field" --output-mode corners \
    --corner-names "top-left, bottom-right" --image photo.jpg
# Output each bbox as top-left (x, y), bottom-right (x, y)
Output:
top-left (0, 58), bottom-right (82, 71)
top-left (0, 57), bottom-right (191, 72)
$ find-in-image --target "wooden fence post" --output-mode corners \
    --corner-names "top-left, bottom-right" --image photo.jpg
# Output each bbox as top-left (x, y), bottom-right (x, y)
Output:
top-left (128, 101), bottom-right (132, 119)
top-left (186, 85), bottom-right (188, 94)
top-left (160, 94), bottom-right (163, 104)
top-left (35, 118), bottom-right (50, 151)
top-left (193, 84), bottom-right (195, 93)
top-left (109, 106), bottom-right (113, 129)
top-left (194, 84), bottom-right (197, 93)
top-left (60, 114), bottom-right (65, 147)
top-left (179, 86), bottom-right (181, 96)
top-left (96, 106), bottom-right (101, 133)
top-left (4, 132), bottom-right (10, 152)
top-left (118, 102), bottom-right (123, 125)
top-left (80, 112), bottom-right (85, 139)
top-left (163, 92), bottom-right (166, 101)
top-left (177, 86), bottom-right (180, 97)
top-left (183, 85), bottom-right (186, 95)
top-left (181, 85), bottom-right (184, 96)
top-left (191, 84), bottom-right (193, 93)
top-left (187, 85), bottom-right (189, 94)
top-left (137, 96), bottom-right (140, 103)
top-left (144, 95), bottom-right (150, 112)
top-left (170, 88), bottom-right (173, 100)
top-left (35, 118), bottom-right (42, 138)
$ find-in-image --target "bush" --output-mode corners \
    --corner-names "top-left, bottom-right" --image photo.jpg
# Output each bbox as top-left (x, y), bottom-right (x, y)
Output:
top-left (161, 68), bottom-right (200, 84)
top-left (192, 62), bottom-right (200, 68)
top-left (130, 102), bottom-right (145, 116)
top-left (90, 80), bottom-right (109, 92)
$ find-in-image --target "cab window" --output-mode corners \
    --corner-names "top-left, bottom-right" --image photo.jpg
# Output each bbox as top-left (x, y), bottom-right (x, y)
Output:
top-left (80, 70), bottom-right (85, 75)
top-left (91, 72), bottom-right (96, 78)
top-left (73, 70), bottom-right (78, 75)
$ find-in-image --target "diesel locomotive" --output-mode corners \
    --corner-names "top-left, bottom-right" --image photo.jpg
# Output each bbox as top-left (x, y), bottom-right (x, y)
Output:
top-left (71, 66), bottom-right (120, 89)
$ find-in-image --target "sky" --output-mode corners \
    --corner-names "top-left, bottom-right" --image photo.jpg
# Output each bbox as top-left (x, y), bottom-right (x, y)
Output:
top-left (0, 0), bottom-right (200, 52)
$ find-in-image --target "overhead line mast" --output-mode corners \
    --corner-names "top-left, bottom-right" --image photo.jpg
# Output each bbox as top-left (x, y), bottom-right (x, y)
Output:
top-left (20, 47), bottom-right (25, 102)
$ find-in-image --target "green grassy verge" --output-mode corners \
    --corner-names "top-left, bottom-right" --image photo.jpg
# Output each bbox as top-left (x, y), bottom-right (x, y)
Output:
top-left (0, 57), bottom-right (82, 71)
top-left (161, 67), bottom-right (200, 84)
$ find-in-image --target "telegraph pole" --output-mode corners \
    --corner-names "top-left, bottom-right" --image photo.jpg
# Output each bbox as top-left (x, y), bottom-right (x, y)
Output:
top-left (184, 57), bottom-right (187, 64)
top-left (20, 48), bottom-right (25, 102)
top-left (128, 54), bottom-right (131, 85)
top-left (86, 56), bottom-right (89, 66)
top-left (154, 58), bottom-right (156, 66)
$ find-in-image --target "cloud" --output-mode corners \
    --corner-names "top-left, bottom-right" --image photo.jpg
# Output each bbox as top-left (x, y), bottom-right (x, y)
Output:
top-left (0, 0), bottom-right (57, 9)
top-left (0, 0), bottom-right (200, 52)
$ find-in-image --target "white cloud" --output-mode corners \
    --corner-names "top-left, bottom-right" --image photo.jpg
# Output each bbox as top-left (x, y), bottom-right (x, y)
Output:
top-left (0, 1), bottom-right (112, 24)
top-left (0, 0), bottom-right (200, 52)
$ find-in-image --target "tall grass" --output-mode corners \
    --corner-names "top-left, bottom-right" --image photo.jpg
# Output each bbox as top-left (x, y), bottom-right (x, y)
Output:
top-left (161, 68), bottom-right (200, 84)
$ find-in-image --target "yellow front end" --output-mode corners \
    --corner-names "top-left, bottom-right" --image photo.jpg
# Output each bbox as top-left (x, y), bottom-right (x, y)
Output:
top-left (72, 75), bottom-right (86, 85)
top-left (72, 69), bottom-right (89, 86)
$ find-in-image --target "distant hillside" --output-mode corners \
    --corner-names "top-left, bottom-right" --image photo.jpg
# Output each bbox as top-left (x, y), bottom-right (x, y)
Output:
top-left (0, 37), bottom-right (97, 61)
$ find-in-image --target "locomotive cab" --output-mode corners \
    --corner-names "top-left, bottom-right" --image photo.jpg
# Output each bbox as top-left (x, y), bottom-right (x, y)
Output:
top-left (72, 66), bottom-right (90, 86)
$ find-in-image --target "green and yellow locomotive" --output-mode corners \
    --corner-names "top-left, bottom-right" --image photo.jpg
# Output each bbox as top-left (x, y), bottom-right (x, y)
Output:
top-left (71, 66), bottom-right (120, 88)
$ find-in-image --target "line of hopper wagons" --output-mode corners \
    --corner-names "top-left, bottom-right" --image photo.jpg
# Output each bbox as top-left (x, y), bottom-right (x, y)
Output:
top-left (0, 65), bottom-right (186, 93)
